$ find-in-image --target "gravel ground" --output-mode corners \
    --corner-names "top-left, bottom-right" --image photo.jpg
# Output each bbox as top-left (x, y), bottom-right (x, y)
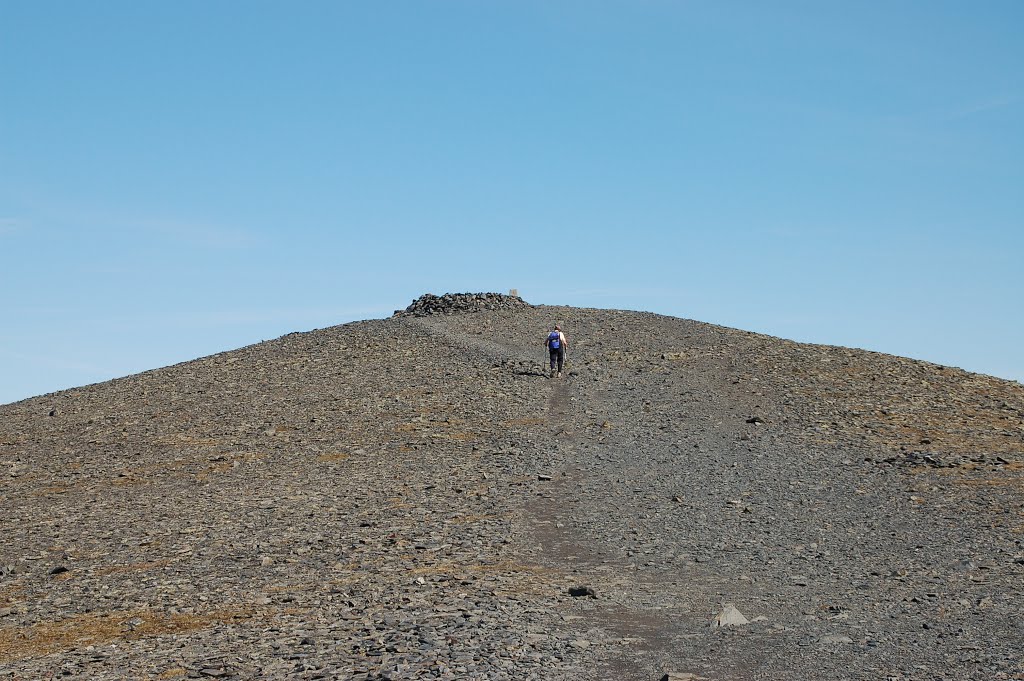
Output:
top-left (2, 295), bottom-right (1023, 680)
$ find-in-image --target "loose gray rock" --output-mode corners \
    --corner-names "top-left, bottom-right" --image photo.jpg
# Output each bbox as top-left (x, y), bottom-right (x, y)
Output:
top-left (2, 293), bottom-right (1022, 680)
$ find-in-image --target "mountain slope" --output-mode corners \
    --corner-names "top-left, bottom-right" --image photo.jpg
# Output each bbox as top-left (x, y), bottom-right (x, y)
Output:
top-left (2, 295), bottom-right (1023, 680)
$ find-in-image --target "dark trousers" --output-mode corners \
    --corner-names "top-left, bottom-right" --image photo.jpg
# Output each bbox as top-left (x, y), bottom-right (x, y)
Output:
top-left (549, 347), bottom-right (565, 372)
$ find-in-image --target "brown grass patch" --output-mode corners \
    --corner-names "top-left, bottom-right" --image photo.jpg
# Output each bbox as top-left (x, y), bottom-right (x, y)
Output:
top-left (0, 584), bottom-right (25, 606)
top-left (151, 434), bottom-right (223, 447)
top-left (29, 485), bottom-right (73, 497)
top-left (92, 559), bottom-right (173, 577)
top-left (195, 462), bottom-right (233, 481)
top-left (430, 430), bottom-right (480, 442)
top-left (951, 476), bottom-right (1024, 489)
top-left (195, 452), bottom-right (264, 481)
top-left (0, 607), bottom-right (252, 662)
top-left (502, 417), bottom-right (546, 427)
top-left (112, 473), bottom-right (155, 487)
top-left (407, 559), bottom-right (549, 578)
top-left (327, 575), bottom-right (361, 588)
top-left (317, 452), bottom-right (351, 462)
top-left (450, 513), bottom-right (503, 524)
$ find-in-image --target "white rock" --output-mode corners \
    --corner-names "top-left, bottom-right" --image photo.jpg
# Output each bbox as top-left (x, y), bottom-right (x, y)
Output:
top-left (712, 604), bottom-right (750, 627)
top-left (821, 634), bottom-right (854, 644)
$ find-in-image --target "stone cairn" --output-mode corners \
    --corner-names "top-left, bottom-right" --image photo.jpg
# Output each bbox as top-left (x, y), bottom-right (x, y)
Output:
top-left (395, 292), bottom-right (533, 317)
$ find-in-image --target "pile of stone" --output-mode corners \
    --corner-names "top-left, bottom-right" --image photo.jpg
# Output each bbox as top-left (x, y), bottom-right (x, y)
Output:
top-left (395, 292), bottom-right (532, 317)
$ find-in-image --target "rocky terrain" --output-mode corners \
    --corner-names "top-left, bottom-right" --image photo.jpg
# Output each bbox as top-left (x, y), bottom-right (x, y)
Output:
top-left (2, 293), bottom-right (1023, 681)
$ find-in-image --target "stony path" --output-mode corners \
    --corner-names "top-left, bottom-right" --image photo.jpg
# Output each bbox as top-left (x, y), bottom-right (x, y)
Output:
top-left (2, 295), bottom-right (1023, 680)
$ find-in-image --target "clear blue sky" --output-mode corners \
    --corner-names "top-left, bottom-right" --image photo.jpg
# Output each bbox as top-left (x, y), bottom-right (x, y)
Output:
top-left (2, 1), bottom-right (1021, 404)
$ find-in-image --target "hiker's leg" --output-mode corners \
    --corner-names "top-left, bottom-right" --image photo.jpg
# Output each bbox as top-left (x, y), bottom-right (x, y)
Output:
top-left (557, 349), bottom-right (565, 372)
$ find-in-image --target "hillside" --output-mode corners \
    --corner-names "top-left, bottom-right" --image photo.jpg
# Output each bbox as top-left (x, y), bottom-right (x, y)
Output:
top-left (2, 294), bottom-right (1023, 680)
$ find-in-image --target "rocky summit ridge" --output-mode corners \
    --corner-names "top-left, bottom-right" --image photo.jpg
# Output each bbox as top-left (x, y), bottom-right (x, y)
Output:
top-left (2, 293), bottom-right (1023, 680)
top-left (395, 293), bottom-right (532, 317)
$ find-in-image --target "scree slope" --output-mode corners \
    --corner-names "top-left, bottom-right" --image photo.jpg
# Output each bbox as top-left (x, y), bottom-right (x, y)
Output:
top-left (2, 293), bottom-right (1023, 680)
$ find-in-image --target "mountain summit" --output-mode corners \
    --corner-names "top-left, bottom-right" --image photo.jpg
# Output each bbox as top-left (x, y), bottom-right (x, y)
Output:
top-left (2, 294), bottom-right (1023, 679)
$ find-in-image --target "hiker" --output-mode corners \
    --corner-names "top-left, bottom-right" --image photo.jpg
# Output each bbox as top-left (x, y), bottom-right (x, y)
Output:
top-left (545, 325), bottom-right (568, 378)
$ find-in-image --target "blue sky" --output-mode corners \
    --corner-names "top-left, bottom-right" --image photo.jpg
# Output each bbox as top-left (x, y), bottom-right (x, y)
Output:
top-left (2, 1), bottom-right (1021, 404)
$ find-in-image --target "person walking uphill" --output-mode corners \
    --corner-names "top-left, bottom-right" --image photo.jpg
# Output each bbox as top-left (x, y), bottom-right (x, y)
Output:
top-left (545, 325), bottom-right (568, 378)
